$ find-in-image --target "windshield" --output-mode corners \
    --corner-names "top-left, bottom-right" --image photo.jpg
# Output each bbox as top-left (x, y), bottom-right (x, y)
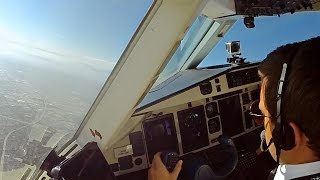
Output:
top-left (154, 12), bottom-right (320, 88)
top-left (153, 15), bottom-right (218, 86)
top-left (0, 0), bottom-right (151, 179)
top-left (199, 12), bottom-right (320, 67)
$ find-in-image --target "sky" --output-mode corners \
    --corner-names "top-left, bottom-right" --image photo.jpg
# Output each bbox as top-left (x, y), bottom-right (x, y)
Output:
top-left (0, 0), bottom-right (152, 62)
top-left (199, 12), bottom-right (320, 67)
top-left (0, 1), bottom-right (319, 73)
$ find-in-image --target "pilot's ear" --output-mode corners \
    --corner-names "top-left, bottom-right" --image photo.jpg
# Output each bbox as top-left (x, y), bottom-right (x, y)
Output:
top-left (289, 122), bottom-right (303, 149)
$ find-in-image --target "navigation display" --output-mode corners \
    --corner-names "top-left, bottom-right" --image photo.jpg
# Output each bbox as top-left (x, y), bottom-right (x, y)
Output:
top-left (143, 114), bottom-right (179, 162)
top-left (177, 105), bottom-right (209, 153)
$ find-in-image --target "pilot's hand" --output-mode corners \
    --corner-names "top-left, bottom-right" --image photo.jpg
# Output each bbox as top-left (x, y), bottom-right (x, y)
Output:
top-left (148, 152), bottom-right (183, 180)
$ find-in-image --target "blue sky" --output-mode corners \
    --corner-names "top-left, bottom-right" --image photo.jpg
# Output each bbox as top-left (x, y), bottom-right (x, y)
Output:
top-left (199, 12), bottom-right (320, 67)
top-left (0, 0), bottom-right (152, 62)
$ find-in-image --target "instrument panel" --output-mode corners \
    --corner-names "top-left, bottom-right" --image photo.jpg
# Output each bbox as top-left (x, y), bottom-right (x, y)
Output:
top-left (105, 64), bottom-right (261, 176)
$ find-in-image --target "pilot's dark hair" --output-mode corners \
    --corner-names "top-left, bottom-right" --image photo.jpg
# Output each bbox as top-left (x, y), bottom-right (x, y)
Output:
top-left (258, 36), bottom-right (320, 158)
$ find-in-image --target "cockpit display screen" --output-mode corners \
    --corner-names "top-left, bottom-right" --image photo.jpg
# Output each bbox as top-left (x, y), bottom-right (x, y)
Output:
top-left (218, 95), bottom-right (244, 136)
top-left (143, 114), bottom-right (179, 162)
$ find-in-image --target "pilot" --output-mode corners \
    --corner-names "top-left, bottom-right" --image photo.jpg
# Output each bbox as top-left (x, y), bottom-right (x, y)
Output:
top-left (256, 36), bottom-right (320, 179)
top-left (148, 36), bottom-right (320, 180)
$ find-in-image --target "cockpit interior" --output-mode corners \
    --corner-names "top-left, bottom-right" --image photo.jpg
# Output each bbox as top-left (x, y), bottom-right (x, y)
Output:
top-left (0, 0), bottom-right (319, 180)
top-left (42, 63), bottom-right (268, 180)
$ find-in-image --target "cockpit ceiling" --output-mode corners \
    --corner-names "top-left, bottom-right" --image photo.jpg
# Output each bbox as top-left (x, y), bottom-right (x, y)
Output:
top-left (314, 1), bottom-right (320, 10)
top-left (202, 0), bottom-right (320, 19)
top-left (233, 0), bottom-right (320, 17)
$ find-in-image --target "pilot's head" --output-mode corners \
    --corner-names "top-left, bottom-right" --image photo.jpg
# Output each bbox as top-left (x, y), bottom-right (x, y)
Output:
top-left (257, 37), bottom-right (320, 164)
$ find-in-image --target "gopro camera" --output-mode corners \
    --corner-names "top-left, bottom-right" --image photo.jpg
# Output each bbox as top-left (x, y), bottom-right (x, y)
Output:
top-left (226, 41), bottom-right (241, 56)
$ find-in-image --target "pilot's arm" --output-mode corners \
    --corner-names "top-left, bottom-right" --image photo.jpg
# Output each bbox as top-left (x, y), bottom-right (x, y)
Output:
top-left (148, 152), bottom-right (183, 180)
